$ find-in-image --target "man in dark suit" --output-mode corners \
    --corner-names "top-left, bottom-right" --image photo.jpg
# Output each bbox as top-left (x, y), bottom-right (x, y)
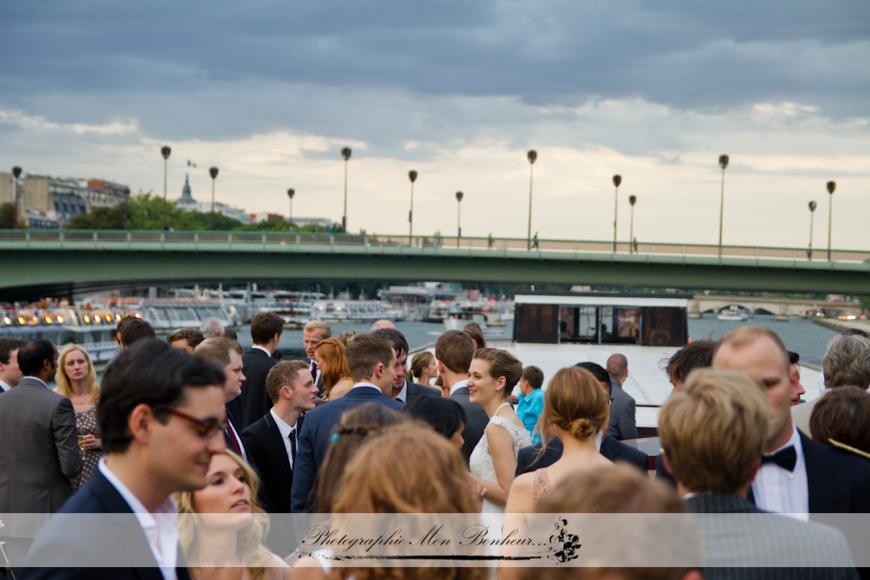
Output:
top-left (0, 340), bottom-right (81, 514)
top-left (371, 328), bottom-right (440, 405)
top-left (241, 360), bottom-right (317, 556)
top-left (605, 353), bottom-right (638, 440)
top-left (22, 339), bottom-right (227, 579)
top-left (0, 338), bottom-right (24, 393)
top-left (303, 320), bottom-right (331, 395)
top-left (660, 367), bottom-right (858, 578)
top-left (237, 311), bottom-right (284, 429)
top-left (194, 337), bottom-right (248, 461)
top-left (291, 333), bottom-right (403, 512)
top-left (434, 330), bottom-right (487, 463)
top-left (516, 433), bottom-right (648, 476)
top-left (714, 326), bottom-right (870, 514)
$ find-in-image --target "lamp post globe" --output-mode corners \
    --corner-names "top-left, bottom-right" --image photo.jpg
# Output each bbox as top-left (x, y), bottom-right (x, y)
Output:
top-left (719, 154), bottom-right (729, 170)
top-left (12, 166), bottom-right (21, 179)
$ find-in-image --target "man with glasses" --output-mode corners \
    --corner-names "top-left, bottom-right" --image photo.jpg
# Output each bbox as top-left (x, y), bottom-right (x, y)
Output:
top-left (23, 339), bottom-right (227, 579)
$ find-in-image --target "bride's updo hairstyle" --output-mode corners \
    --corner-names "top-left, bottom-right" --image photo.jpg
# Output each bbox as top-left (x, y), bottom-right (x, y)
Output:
top-left (540, 366), bottom-right (610, 443)
top-left (472, 347), bottom-right (523, 399)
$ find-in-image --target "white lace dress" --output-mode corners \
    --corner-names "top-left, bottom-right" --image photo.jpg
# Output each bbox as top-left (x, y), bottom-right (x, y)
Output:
top-left (470, 413), bottom-right (532, 513)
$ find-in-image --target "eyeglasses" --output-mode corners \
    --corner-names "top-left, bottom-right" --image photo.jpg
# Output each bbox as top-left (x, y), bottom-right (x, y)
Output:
top-left (152, 406), bottom-right (226, 439)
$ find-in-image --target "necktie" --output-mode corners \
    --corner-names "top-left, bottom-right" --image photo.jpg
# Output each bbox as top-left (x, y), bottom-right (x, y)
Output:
top-left (225, 421), bottom-right (242, 456)
top-left (310, 361), bottom-right (319, 383)
top-left (761, 445), bottom-right (797, 472)
top-left (288, 428), bottom-right (297, 467)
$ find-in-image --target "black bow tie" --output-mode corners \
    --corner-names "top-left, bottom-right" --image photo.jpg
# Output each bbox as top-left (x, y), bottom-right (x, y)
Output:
top-left (762, 445), bottom-right (797, 472)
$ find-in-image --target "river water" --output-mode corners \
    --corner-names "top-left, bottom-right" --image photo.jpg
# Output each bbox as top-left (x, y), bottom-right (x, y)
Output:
top-left (240, 314), bottom-right (838, 368)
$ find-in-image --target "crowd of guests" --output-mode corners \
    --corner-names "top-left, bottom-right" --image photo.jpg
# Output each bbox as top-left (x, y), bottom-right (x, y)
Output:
top-left (0, 310), bottom-right (868, 580)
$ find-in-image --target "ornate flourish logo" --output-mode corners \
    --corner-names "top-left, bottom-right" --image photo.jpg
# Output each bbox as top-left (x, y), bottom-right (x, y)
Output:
top-left (547, 518), bottom-right (581, 564)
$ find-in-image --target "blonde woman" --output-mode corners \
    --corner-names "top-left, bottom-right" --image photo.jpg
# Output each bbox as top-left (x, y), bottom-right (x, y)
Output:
top-left (55, 344), bottom-right (102, 489)
top-left (176, 450), bottom-right (288, 580)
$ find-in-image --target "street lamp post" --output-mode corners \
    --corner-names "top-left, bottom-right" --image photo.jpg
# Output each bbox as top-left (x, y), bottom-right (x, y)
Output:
top-left (11, 166), bottom-right (21, 224)
top-left (341, 147), bottom-right (352, 232)
top-left (408, 170), bottom-right (418, 244)
top-left (526, 150), bottom-right (537, 250)
top-left (287, 188), bottom-right (295, 232)
top-left (455, 191), bottom-right (464, 248)
top-left (826, 180), bottom-right (836, 262)
top-left (717, 154), bottom-right (729, 258)
top-left (628, 194), bottom-right (637, 253)
top-left (161, 146), bottom-right (172, 231)
top-left (209, 166), bottom-right (219, 229)
top-left (807, 200), bottom-right (817, 260)
top-left (612, 174), bottom-right (622, 252)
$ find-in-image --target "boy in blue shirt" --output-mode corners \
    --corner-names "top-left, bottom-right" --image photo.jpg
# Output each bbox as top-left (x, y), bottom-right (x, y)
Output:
top-left (516, 365), bottom-right (545, 444)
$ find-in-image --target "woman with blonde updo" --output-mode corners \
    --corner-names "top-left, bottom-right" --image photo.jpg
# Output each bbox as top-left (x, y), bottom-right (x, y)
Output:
top-left (505, 366), bottom-right (613, 514)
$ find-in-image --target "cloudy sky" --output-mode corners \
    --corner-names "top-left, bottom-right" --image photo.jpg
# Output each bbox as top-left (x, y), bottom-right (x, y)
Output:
top-left (2, 0), bottom-right (868, 249)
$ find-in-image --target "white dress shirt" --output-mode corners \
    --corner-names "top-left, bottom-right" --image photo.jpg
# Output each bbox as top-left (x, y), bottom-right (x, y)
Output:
top-left (449, 379), bottom-right (469, 397)
top-left (0, 379), bottom-right (11, 392)
top-left (251, 344), bottom-right (271, 357)
top-left (225, 417), bottom-right (247, 462)
top-left (270, 409), bottom-right (298, 468)
top-left (350, 381), bottom-right (381, 392)
top-left (751, 427), bottom-right (809, 520)
top-left (98, 459), bottom-right (179, 579)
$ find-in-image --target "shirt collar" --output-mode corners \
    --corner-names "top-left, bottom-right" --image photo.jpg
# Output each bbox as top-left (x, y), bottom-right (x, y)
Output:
top-left (98, 459), bottom-right (177, 524)
top-left (395, 379), bottom-right (408, 403)
top-left (351, 381), bottom-right (383, 393)
top-left (270, 408), bottom-right (297, 437)
top-left (0, 379), bottom-right (11, 392)
top-left (22, 376), bottom-right (49, 388)
top-left (251, 345), bottom-right (272, 356)
top-left (449, 379), bottom-right (469, 396)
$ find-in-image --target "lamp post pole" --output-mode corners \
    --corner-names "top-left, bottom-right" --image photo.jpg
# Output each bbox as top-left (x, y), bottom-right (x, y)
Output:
top-left (287, 188), bottom-right (295, 232)
top-left (628, 194), bottom-right (637, 253)
top-left (408, 170), bottom-right (418, 245)
top-left (455, 191), bottom-right (464, 248)
top-left (717, 154), bottom-right (729, 258)
top-left (161, 146), bottom-right (172, 231)
top-left (612, 174), bottom-right (622, 252)
top-left (209, 166), bottom-right (219, 229)
top-left (341, 147), bottom-right (352, 233)
top-left (526, 150), bottom-right (537, 250)
top-left (826, 180), bottom-right (836, 262)
top-left (11, 166), bottom-right (21, 225)
top-left (807, 200), bottom-right (817, 260)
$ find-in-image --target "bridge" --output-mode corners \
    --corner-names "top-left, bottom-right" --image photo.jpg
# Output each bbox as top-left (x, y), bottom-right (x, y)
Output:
top-left (0, 229), bottom-right (867, 300)
top-left (688, 295), bottom-right (861, 319)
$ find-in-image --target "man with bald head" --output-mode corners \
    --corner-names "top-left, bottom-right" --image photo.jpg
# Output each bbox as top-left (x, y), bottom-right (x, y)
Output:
top-left (714, 326), bottom-right (870, 515)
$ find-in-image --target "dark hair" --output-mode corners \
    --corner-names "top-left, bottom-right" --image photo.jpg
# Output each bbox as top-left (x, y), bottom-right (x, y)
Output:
top-left (665, 340), bottom-right (716, 385)
top-left (522, 365), bottom-right (544, 389)
top-left (250, 311), bottom-right (284, 345)
top-left (0, 338), bottom-right (24, 365)
top-left (314, 403), bottom-right (407, 512)
top-left (474, 347), bottom-right (523, 395)
top-left (371, 328), bottom-right (409, 357)
top-left (810, 386), bottom-right (870, 454)
top-left (98, 338), bottom-right (226, 453)
top-left (435, 330), bottom-right (474, 374)
top-left (575, 361), bottom-right (611, 387)
top-left (346, 333), bottom-right (394, 382)
top-left (17, 340), bottom-right (56, 376)
top-left (167, 328), bottom-right (205, 349)
top-left (223, 327), bottom-right (238, 340)
top-left (119, 318), bottom-right (156, 347)
top-left (406, 396), bottom-right (467, 440)
top-left (463, 323), bottom-right (486, 350)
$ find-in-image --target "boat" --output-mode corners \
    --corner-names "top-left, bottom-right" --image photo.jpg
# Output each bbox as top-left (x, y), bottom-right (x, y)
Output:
top-left (310, 300), bottom-right (405, 323)
top-left (443, 302), bottom-right (489, 331)
top-left (379, 283), bottom-right (459, 321)
top-left (717, 305), bottom-right (752, 321)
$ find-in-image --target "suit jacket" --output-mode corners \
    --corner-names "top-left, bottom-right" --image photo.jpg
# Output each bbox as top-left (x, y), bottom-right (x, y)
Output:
top-left (605, 380), bottom-right (637, 440)
top-left (290, 386), bottom-right (403, 512)
top-left (450, 386), bottom-right (489, 464)
top-left (222, 415), bottom-right (247, 462)
top-left (21, 469), bottom-right (191, 580)
top-left (686, 493), bottom-right (858, 579)
top-left (798, 430), bottom-right (870, 513)
top-left (239, 348), bottom-right (278, 429)
top-left (403, 380), bottom-right (440, 406)
top-left (515, 436), bottom-right (648, 476)
top-left (241, 412), bottom-right (295, 514)
top-left (0, 378), bottom-right (81, 513)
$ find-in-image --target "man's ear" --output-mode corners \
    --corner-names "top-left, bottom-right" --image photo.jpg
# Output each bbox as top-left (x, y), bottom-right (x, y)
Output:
top-left (128, 403), bottom-right (154, 444)
top-left (437, 360), bottom-right (446, 375)
top-left (372, 362), bottom-right (384, 379)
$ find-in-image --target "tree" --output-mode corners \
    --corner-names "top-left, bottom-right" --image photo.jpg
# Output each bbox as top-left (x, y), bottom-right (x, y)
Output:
top-left (68, 204), bottom-right (128, 229)
top-left (0, 203), bottom-right (23, 229)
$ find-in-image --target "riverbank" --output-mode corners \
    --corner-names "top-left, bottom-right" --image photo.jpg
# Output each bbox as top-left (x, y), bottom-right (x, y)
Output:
top-left (811, 317), bottom-right (870, 335)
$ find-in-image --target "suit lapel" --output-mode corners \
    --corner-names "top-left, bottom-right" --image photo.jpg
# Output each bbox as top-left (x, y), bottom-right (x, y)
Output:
top-left (264, 413), bottom-right (294, 480)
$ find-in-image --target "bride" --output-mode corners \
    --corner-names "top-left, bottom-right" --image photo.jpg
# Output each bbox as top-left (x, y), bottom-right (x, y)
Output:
top-left (468, 347), bottom-right (531, 513)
